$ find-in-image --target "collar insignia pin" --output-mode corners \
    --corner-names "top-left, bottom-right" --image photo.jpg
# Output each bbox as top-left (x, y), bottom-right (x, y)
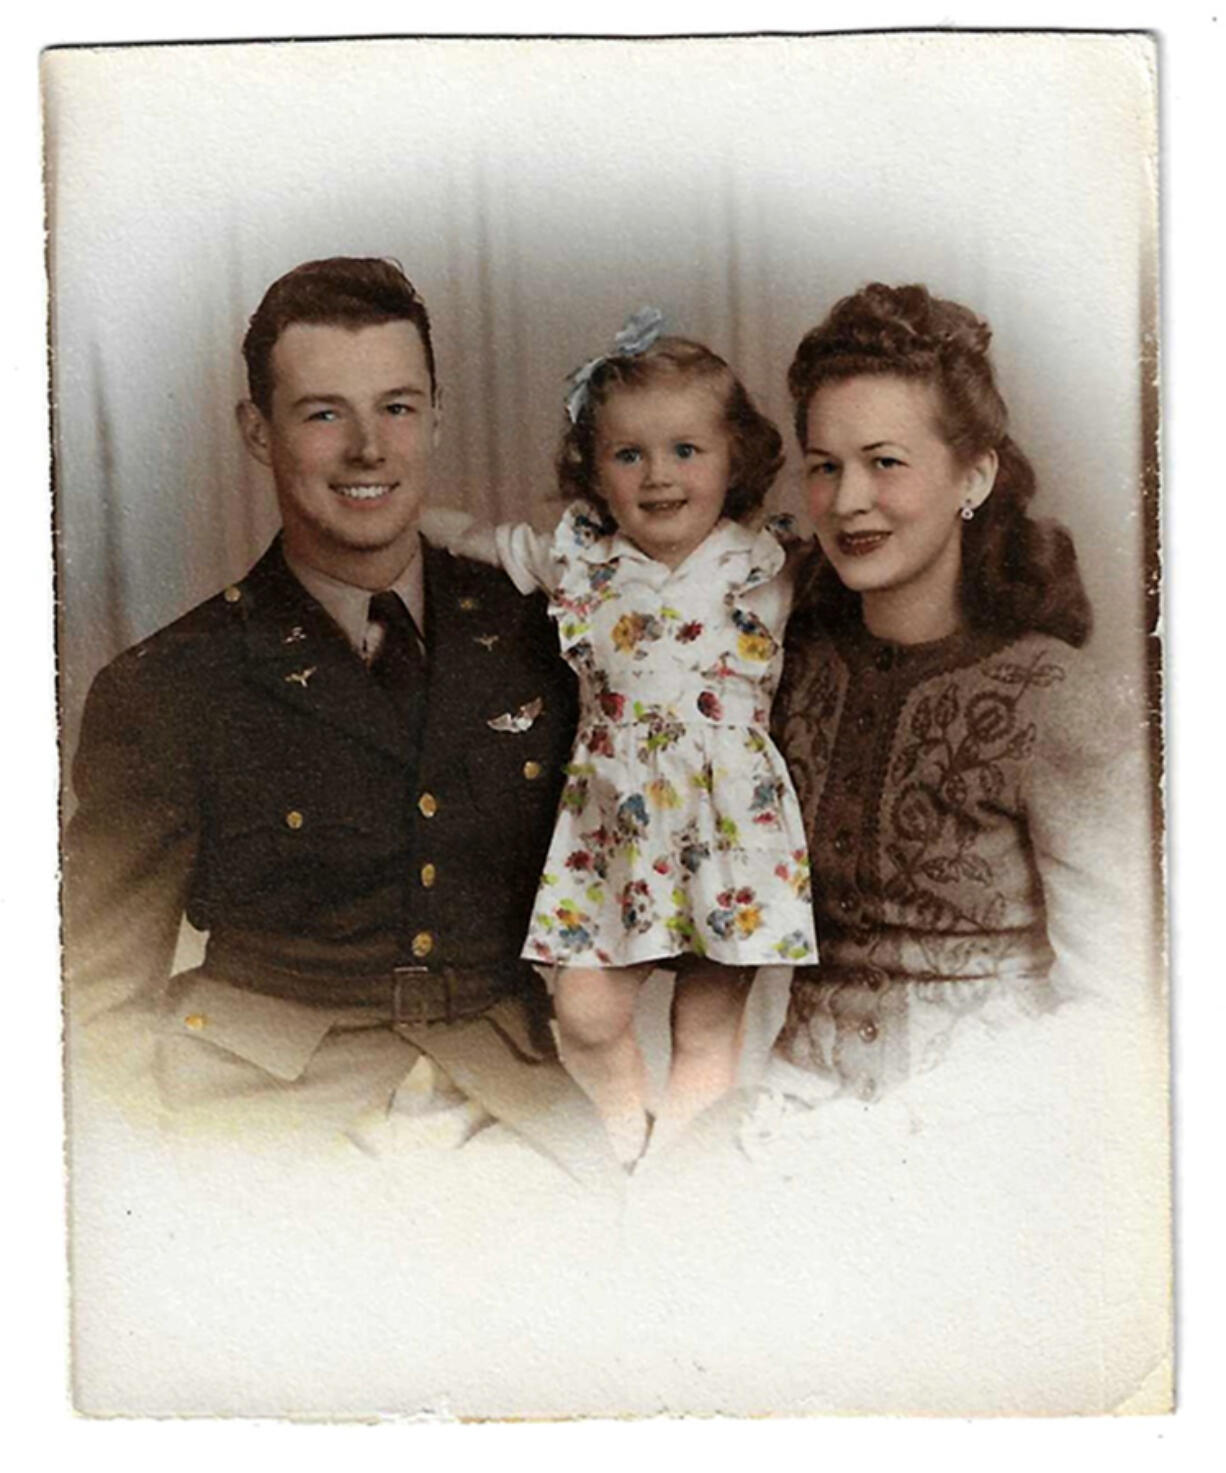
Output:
top-left (283, 626), bottom-right (307, 644)
top-left (458, 596), bottom-right (479, 612)
top-left (474, 634), bottom-right (500, 649)
top-left (285, 666), bottom-right (318, 688)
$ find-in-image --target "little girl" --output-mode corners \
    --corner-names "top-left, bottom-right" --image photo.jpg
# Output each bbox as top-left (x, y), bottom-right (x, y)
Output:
top-left (429, 310), bottom-right (816, 1164)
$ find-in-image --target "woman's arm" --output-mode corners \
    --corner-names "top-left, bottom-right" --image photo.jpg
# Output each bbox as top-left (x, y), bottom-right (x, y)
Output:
top-left (1024, 651), bottom-right (1160, 1019)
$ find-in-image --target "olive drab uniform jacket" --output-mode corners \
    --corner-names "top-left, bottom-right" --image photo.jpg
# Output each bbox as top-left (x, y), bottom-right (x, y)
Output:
top-left (63, 537), bottom-right (577, 1032)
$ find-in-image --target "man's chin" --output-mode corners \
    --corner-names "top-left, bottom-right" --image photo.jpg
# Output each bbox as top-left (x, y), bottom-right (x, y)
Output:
top-left (284, 516), bottom-right (423, 579)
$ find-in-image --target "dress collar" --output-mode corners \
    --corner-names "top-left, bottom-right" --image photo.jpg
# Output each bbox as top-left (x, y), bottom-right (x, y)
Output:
top-left (564, 502), bottom-right (787, 588)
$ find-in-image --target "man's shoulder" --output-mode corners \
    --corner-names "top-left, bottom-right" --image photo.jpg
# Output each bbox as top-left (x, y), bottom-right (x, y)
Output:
top-left (424, 542), bottom-right (551, 626)
top-left (91, 546), bottom-right (287, 693)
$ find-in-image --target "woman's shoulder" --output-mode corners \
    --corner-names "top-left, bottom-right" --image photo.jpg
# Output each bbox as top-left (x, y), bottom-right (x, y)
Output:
top-left (982, 632), bottom-right (1147, 767)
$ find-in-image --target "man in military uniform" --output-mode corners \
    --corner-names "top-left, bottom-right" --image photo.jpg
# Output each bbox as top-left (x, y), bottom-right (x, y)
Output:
top-left (63, 256), bottom-right (579, 1153)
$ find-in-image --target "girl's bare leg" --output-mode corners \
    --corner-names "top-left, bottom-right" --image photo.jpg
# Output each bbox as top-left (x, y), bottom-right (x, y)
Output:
top-left (552, 966), bottom-right (650, 1166)
top-left (652, 963), bottom-right (750, 1152)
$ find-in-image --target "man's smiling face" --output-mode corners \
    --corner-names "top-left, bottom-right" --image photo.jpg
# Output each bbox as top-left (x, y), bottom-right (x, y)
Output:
top-left (240, 318), bottom-right (439, 585)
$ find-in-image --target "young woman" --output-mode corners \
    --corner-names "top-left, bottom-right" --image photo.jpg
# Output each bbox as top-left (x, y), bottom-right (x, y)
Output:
top-left (765, 282), bottom-right (1150, 1106)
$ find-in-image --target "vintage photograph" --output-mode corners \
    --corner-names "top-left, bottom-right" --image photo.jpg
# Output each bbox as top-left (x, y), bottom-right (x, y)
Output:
top-left (46, 31), bottom-right (1169, 1418)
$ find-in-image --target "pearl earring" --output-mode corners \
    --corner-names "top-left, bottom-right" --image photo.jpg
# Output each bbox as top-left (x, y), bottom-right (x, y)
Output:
top-left (960, 500), bottom-right (975, 521)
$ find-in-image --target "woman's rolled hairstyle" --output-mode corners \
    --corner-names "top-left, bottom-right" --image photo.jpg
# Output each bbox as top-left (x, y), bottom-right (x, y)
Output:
top-left (787, 282), bottom-right (1092, 647)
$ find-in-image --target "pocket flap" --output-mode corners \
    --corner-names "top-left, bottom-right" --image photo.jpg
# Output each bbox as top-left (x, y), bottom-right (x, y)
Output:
top-left (168, 974), bottom-right (340, 1082)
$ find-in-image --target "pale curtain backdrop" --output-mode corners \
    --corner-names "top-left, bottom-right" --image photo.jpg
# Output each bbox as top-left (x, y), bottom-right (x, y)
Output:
top-left (47, 35), bottom-right (1156, 794)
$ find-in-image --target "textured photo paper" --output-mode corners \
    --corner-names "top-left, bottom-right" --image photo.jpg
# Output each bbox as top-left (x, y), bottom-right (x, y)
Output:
top-left (48, 32), bottom-right (1170, 1418)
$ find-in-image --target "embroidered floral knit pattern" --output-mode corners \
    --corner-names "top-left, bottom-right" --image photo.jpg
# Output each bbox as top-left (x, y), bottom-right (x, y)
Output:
top-left (771, 594), bottom-right (1141, 1098)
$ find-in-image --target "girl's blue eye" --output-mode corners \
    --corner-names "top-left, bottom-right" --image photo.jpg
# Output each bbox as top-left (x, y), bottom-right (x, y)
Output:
top-left (613, 448), bottom-right (640, 464)
top-left (675, 442), bottom-right (698, 459)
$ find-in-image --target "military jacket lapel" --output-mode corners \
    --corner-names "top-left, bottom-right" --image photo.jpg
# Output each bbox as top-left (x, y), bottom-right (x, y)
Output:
top-left (236, 542), bottom-right (413, 761)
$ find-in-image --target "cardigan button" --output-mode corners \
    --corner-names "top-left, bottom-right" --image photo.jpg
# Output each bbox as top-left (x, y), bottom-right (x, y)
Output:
top-left (859, 1018), bottom-right (879, 1043)
top-left (833, 829), bottom-right (853, 857)
top-left (874, 647), bottom-right (895, 672)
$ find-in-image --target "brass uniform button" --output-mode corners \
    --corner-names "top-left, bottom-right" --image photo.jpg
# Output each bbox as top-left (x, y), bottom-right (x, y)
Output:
top-left (420, 862), bottom-right (437, 889)
top-left (458, 596), bottom-right (478, 611)
top-left (411, 930), bottom-right (434, 959)
top-left (184, 1013), bottom-right (207, 1030)
top-left (285, 809), bottom-right (304, 830)
top-left (223, 585), bottom-right (241, 604)
top-left (418, 792), bottom-right (438, 818)
top-left (522, 760), bottom-right (543, 780)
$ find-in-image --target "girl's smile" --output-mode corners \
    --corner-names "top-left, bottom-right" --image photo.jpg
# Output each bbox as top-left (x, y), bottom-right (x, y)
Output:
top-left (595, 382), bottom-right (733, 569)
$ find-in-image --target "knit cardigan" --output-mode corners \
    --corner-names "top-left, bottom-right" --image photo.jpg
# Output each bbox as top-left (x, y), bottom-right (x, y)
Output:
top-left (771, 598), bottom-right (1151, 1100)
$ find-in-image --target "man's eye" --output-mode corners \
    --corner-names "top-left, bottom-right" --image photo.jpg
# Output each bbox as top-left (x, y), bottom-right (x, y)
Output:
top-left (875, 456), bottom-right (904, 470)
top-left (386, 402), bottom-right (416, 416)
top-left (306, 409), bottom-right (338, 422)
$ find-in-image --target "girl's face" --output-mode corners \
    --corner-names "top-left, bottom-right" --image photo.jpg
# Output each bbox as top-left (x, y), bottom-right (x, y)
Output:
top-left (803, 374), bottom-right (996, 643)
top-left (594, 380), bottom-right (732, 569)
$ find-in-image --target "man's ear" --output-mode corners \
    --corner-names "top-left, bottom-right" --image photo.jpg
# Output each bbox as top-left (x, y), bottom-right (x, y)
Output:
top-left (430, 387), bottom-right (443, 450)
top-left (236, 400), bottom-right (273, 467)
top-left (963, 447), bottom-right (999, 513)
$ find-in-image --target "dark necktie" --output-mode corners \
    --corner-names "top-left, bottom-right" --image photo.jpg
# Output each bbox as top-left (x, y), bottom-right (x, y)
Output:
top-left (367, 590), bottom-right (425, 723)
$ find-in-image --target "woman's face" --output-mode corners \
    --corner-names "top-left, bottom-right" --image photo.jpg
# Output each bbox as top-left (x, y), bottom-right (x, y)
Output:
top-left (802, 374), bottom-right (996, 642)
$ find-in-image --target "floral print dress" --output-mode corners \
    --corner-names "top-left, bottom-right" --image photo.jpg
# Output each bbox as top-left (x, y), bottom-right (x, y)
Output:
top-left (493, 503), bottom-right (818, 970)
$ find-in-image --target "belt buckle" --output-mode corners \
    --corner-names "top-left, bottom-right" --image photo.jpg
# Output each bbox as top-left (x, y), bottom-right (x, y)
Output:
top-left (392, 964), bottom-right (437, 1028)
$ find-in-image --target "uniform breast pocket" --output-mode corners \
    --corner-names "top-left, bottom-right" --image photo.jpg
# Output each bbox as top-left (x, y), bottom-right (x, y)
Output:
top-left (208, 767), bottom-right (399, 904)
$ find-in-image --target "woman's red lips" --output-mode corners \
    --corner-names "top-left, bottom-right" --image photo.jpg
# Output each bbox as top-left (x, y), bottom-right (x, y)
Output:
top-left (837, 531), bottom-right (891, 557)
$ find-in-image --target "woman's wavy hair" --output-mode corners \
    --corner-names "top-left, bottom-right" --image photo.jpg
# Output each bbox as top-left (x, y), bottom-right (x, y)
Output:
top-left (557, 336), bottom-right (784, 526)
top-left (786, 283), bottom-right (1092, 647)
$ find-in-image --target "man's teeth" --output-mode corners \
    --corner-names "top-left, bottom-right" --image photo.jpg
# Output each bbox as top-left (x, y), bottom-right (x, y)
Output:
top-left (334, 484), bottom-right (392, 501)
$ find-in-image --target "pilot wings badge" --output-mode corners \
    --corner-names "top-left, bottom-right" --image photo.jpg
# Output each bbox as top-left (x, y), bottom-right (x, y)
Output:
top-left (487, 697), bottom-right (544, 733)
